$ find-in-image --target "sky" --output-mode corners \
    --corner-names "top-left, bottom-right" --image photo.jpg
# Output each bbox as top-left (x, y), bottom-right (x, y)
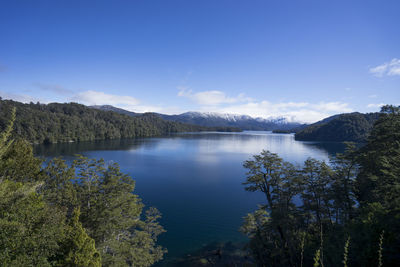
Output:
top-left (0, 0), bottom-right (399, 123)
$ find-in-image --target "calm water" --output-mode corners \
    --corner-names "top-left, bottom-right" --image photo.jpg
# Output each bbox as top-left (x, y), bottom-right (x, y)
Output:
top-left (34, 131), bottom-right (345, 263)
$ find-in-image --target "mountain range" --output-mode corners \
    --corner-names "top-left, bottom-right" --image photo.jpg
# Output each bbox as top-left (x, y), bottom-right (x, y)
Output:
top-left (91, 105), bottom-right (384, 142)
top-left (90, 105), bottom-right (305, 131)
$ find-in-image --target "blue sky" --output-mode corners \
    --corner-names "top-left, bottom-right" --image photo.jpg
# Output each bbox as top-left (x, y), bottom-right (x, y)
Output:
top-left (0, 0), bottom-right (399, 123)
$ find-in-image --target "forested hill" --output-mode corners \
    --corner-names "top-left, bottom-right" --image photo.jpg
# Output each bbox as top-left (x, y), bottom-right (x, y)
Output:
top-left (0, 99), bottom-right (239, 144)
top-left (295, 112), bottom-right (380, 142)
top-left (91, 105), bottom-right (304, 131)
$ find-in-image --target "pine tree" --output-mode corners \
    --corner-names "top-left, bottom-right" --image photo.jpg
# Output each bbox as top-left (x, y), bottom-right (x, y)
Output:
top-left (354, 105), bottom-right (400, 265)
top-left (60, 208), bottom-right (101, 267)
top-left (0, 106), bottom-right (15, 158)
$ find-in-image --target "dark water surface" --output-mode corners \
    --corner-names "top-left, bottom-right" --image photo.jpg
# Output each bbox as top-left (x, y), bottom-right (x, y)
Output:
top-left (34, 131), bottom-right (344, 263)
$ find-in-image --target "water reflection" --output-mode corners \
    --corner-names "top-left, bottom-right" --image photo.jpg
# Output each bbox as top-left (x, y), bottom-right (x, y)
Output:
top-left (33, 131), bottom-right (345, 262)
top-left (34, 138), bottom-right (157, 157)
top-left (34, 131), bottom-right (344, 164)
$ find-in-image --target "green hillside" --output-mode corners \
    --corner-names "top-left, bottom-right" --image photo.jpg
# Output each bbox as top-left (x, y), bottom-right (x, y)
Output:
top-left (0, 99), bottom-right (239, 144)
top-left (295, 112), bottom-right (380, 142)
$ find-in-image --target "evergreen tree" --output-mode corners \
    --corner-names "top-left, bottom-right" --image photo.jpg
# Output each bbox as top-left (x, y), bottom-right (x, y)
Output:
top-left (242, 106), bottom-right (400, 266)
top-left (41, 155), bottom-right (167, 266)
top-left (0, 107), bottom-right (166, 266)
top-left (0, 99), bottom-right (237, 144)
top-left (59, 208), bottom-right (101, 267)
top-left (72, 156), bottom-right (167, 266)
top-left (0, 180), bottom-right (65, 266)
top-left (354, 105), bottom-right (400, 265)
top-left (0, 139), bottom-right (43, 182)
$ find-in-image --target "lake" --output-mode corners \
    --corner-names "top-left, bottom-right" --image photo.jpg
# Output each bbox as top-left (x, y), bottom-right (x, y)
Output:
top-left (34, 131), bottom-right (345, 264)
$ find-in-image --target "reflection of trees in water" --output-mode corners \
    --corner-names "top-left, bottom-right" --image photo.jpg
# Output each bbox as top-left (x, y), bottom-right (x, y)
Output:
top-left (33, 138), bottom-right (159, 157)
top-left (34, 132), bottom-right (346, 161)
top-left (174, 132), bottom-right (344, 157)
top-left (304, 141), bottom-right (348, 157)
top-left (33, 132), bottom-right (281, 157)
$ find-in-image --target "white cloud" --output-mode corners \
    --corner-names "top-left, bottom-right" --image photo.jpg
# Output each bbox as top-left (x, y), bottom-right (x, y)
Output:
top-left (72, 90), bottom-right (140, 106)
top-left (177, 88), bottom-right (353, 123)
top-left (367, 103), bottom-right (385, 109)
top-left (369, 58), bottom-right (400, 77)
top-left (201, 100), bottom-right (352, 123)
top-left (313, 102), bottom-right (352, 113)
top-left (178, 87), bottom-right (252, 105)
top-left (0, 91), bottom-right (48, 103)
top-left (71, 90), bottom-right (182, 114)
top-left (2, 86), bottom-right (354, 123)
top-left (1, 88), bottom-right (183, 115)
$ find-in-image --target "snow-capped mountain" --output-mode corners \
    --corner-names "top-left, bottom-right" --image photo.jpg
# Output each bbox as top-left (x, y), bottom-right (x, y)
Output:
top-left (179, 112), bottom-right (254, 122)
top-left (90, 106), bottom-right (305, 131)
top-left (162, 111), bottom-right (302, 130)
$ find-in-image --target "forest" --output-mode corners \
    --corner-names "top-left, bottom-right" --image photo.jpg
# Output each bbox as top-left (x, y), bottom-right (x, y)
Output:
top-left (242, 105), bottom-right (400, 266)
top-left (0, 107), bottom-right (166, 266)
top-left (0, 99), bottom-right (240, 144)
top-left (295, 112), bottom-right (380, 142)
top-left (0, 105), bottom-right (399, 266)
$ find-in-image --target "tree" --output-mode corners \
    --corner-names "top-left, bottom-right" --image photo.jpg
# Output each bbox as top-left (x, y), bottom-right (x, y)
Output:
top-left (0, 180), bottom-right (65, 266)
top-left (330, 143), bottom-right (358, 224)
top-left (0, 108), bottom-right (66, 266)
top-left (42, 156), bottom-right (167, 266)
top-left (243, 105), bottom-right (400, 266)
top-left (0, 99), bottom-right (235, 144)
top-left (58, 208), bottom-right (101, 267)
top-left (242, 150), bottom-right (302, 266)
top-left (0, 106), bottom-right (15, 158)
top-left (0, 139), bottom-right (43, 182)
top-left (0, 106), bottom-right (167, 266)
top-left (354, 105), bottom-right (400, 265)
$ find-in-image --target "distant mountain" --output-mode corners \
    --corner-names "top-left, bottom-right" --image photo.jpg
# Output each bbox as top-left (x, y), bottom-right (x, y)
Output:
top-left (158, 112), bottom-right (303, 131)
top-left (91, 105), bottom-right (141, 117)
top-left (295, 112), bottom-right (381, 142)
top-left (0, 100), bottom-right (240, 144)
top-left (90, 106), bottom-right (304, 131)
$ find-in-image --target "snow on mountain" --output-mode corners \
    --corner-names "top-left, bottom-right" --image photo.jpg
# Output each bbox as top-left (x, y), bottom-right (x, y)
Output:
top-left (181, 111), bottom-right (296, 124)
top-left (90, 106), bottom-right (305, 131)
top-left (180, 112), bottom-right (254, 122)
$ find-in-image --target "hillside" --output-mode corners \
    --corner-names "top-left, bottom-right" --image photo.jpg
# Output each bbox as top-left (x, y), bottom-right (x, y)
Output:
top-left (0, 99), bottom-right (239, 144)
top-left (91, 105), bottom-right (303, 131)
top-left (91, 105), bottom-right (141, 117)
top-left (295, 112), bottom-right (380, 142)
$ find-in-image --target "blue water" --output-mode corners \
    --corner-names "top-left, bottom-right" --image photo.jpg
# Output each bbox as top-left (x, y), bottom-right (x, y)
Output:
top-left (34, 131), bottom-right (344, 263)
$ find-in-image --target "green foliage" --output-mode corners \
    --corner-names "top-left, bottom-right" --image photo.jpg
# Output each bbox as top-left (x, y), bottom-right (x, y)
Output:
top-left (41, 157), bottom-right (78, 213)
top-left (0, 99), bottom-right (235, 144)
top-left (0, 107), bottom-right (167, 266)
top-left (0, 180), bottom-right (65, 266)
top-left (355, 105), bottom-right (400, 265)
top-left (0, 106), bottom-right (15, 157)
top-left (42, 156), bottom-right (167, 266)
top-left (243, 105), bottom-right (400, 266)
top-left (295, 112), bottom-right (380, 142)
top-left (60, 208), bottom-right (101, 267)
top-left (356, 105), bottom-right (400, 207)
top-left (313, 248), bottom-right (321, 267)
top-left (0, 139), bottom-right (43, 182)
top-left (242, 151), bottom-right (302, 266)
